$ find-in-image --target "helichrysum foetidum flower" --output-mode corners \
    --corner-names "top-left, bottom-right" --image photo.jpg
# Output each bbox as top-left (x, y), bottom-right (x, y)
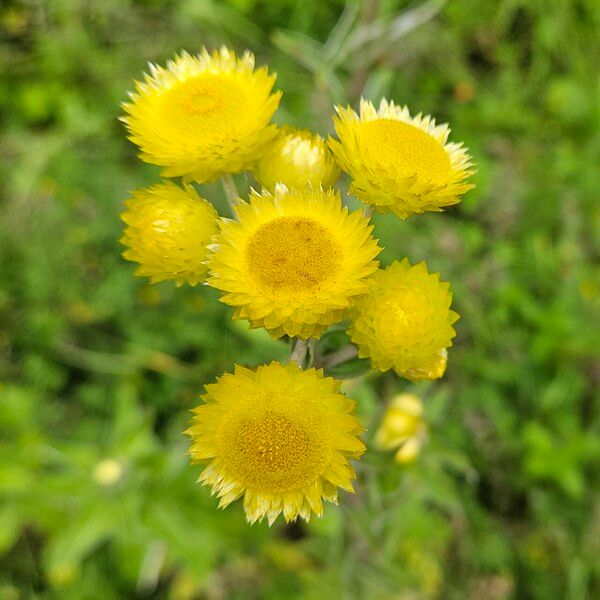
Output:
top-left (122, 47), bottom-right (281, 182)
top-left (253, 126), bottom-right (339, 191)
top-left (375, 394), bottom-right (427, 464)
top-left (348, 259), bottom-right (459, 380)
top-left (120, 181), bottom-right (218, 286)
top-left (208, 185), bottom-right (381, 339)
top-left (186, 361), bottom-right (365, 524)
top-left (329, 99), bottom-right (475, 219)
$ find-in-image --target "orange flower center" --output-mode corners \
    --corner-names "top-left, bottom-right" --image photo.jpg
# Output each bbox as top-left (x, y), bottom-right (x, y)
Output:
top-left (220, 407), bottom-right (329, 493)
top-left (158, 74), bottom-right (246, 141)
top-left (246, 217), bottom-right (340, 295)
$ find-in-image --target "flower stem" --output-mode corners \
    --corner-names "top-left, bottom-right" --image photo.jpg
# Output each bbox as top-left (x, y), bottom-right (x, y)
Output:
top-left (317, 344), bottom-right (358, 369)
top-left (220, 174), bottom-right (240, 216)
top-left (290, 338), bottom-right (309, 368)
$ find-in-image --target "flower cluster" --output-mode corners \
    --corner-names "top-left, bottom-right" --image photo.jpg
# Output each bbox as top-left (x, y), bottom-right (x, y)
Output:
top-left (120, 47), bottom-right (474, 525)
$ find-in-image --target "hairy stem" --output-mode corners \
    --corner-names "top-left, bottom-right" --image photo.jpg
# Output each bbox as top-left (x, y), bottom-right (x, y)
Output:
top-left (317, 344), bottom-right (358, 369)
top-left (290, 338), bottom-right (309, 368)
top-left (220, 174), bottom-right (240, 216)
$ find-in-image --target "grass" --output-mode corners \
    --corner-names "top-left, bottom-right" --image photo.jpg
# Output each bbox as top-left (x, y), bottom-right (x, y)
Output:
top-left (1, 0), bottom-right (599, 598)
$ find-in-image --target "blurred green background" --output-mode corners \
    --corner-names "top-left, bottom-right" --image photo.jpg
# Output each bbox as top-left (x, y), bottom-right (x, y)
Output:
top-left (1, 0), bottom-right (600, 598)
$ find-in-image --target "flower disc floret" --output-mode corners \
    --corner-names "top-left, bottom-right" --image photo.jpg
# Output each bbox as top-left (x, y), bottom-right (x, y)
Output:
top-left (186, 361), bottom-right (365, 524)
top-left (207, 186), bottom-right (382, 339)
top-left (120, 181), bottom-right (217, 286)
top-left (253, 126), bottom-right (340, 191)
top-left (122, 47), bottom-right (281, 182)
top-left (348, 259), bottom-right (459, 380)
top-left (329, 99), bottom-right (475, 219)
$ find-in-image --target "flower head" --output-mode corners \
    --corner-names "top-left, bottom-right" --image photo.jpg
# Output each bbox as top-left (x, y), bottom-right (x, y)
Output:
top-left (208, 186), bottom-right (381, 339)
top-left (375, 394), bottom-right (427, 464)
top-left (120, 181), bottom-right (218, 286)
top-left (348, 259), bottom-right (459, 380)
top-left (253, 126), bottom-right (339, 191)
top-left (186, 361), bottom-right (365, 524)
top-left (329, 99), bottom-right (475, 219)
top-left (122, 47), bottom-right (281, 182)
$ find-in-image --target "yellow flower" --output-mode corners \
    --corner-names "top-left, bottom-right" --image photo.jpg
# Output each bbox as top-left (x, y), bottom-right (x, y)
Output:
top-left (253, 126), bottom-right (339, 191)
top-left (122, 47), bottom-right (281, 182)
top-left (375, 394), bottom-right (427, 464)
top-left (207, 186), bottom-right (381, 339)
top-left (120, 181), bottom-right (218, 286)
top-left (186, 361), bottom-right (365, 524)
top-left (329, 99), bottom-right (475, 219)
top-left (93, 459), bottom-right (125, 486)
top-left (348, 259), bottom-right (459, 380)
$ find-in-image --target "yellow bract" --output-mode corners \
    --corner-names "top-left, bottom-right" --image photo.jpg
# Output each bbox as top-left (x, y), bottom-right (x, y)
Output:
top-left (186, 361), bottom-right (365, 524)
top-left (122, 47), bottom-right (281, 182)
top-left (207, 186), bottom-right (381, 339)
top-left (253, 126), bottom-right (340, 191)
top-left (120, 181), bottom-right (217, 286)
top-left (329, 99), bottom-right (475, 219)
top-left (348, 259), bottom-right (459, 380)
top-left (375, 394), bottom-right (427, 464)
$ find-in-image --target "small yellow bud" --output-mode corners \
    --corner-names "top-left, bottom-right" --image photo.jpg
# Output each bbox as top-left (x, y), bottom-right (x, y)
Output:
top-left (120, 181), bottom-right (218, 286)
top-left (375, 394), bottom-right (427, 464)
top-left (394, 437), bottom-right (422, 464)
top-left (254, 126), bottom-right (339, 191)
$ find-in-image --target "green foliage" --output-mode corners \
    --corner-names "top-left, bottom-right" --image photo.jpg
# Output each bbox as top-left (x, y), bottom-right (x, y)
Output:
top-left (1, 0), bottom-right (599, 598)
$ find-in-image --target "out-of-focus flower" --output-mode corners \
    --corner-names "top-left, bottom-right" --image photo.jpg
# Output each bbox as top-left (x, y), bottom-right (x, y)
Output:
top-left (375, 394), bottom-right (427, 464)
top-left (348, 259), bottom-right (459, 380)
top-left (329, 99), bottom-right (475, 219)
top-left (186, 362), bottom-right (365, 525)
top-left (93, 458), bottom-right (125, 486)
top-left (253, 126), bottom-right (339, 191)
top-left (122, 47), bottom-right (281, 182)
top-left (120, 181), bottom-right (218, 286)
top-left (207, 185), bottom-right (381, 339)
